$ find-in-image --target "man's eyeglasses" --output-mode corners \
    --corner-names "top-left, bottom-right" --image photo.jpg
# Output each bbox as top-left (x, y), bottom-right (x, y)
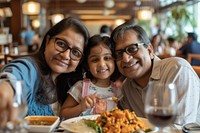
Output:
top-left (115, 43), bottom-right (144, 60)
top-left (52, 37), bottom-right (83, 61)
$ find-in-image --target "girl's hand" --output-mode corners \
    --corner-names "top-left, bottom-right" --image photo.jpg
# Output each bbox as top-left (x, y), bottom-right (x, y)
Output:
top-left (81, 93), bottom-right (96, 111)
top-left (114, 80), bottom-right (123, 88)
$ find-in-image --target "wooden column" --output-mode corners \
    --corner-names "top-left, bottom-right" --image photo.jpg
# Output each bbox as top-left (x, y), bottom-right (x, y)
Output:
top-left (10, 0), bottom-right (21, 43)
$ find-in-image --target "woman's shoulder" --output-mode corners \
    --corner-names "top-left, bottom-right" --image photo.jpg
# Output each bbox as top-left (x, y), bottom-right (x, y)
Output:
top-left (1, 57), bottom-right (39, 81)
top-left (8, 57), bottom-right (37, 69)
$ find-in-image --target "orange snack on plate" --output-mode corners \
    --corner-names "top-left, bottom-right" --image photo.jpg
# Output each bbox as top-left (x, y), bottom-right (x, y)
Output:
top-left (95, 108), bottom-right (147, 133)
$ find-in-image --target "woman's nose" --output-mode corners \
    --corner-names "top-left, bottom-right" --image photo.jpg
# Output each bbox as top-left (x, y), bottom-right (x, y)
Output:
top-left (60, 49), bottom-right (71, 60)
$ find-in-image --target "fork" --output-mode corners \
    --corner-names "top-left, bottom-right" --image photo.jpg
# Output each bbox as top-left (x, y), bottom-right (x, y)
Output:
top-left (98, 96), bottom-right (122, 102)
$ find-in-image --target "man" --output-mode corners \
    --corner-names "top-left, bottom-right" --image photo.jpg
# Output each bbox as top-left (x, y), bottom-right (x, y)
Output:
top-left (20, 26), bottom-right (35, 53)
top-left (100, 24), bottom-right (110, 37)
top-left (111, 24), bottom-right (200, 125)
top-left (177, 32), bottom-right (200, 65)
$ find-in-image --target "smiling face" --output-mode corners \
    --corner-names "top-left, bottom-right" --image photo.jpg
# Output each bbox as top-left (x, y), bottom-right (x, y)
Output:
top-left (44, 28), bottom-right (84, 78)
top-left (115, 30), bottom-right (153, 80)
top-left (87, 44), bottom-right (115, 81)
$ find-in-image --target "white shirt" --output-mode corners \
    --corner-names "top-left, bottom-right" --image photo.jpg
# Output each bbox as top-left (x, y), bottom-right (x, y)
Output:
top-left (119, 56), bottom-right (200, 125)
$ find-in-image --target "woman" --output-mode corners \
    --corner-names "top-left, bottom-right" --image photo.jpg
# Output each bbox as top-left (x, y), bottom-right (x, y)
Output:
top-left (0, 17), bottom-right (89, 125)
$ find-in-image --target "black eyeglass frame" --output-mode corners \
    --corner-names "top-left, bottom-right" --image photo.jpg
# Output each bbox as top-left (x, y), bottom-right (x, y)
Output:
top-left (52, 37), bottom-right (84, 61)
top-left (115, 43), bottom-right (144, 60)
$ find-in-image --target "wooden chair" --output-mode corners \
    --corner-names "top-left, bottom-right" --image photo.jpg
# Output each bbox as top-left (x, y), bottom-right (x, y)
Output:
top-left (187, 53), bottom-right (200, 64)
top-left (0, 64), bottom-right (5, 70)
top-left (192, 66), bottom-right (200, 77)
top-left (187, 54), bottom-right (200, 77)
top-left (4, 54), bottom-right (28, 64)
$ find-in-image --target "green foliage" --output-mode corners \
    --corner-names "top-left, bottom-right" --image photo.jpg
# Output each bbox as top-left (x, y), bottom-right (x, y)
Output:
top-left (167, 5), bottom-right (197, 42)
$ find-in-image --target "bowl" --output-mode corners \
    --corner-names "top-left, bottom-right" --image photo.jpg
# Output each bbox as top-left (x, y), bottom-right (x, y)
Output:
top-left (24, 116), bottom-right (60, 132)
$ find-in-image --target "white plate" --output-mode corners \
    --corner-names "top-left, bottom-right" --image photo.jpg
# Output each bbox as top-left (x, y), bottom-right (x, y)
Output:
top-left (60, 115), bottom-right (153, 133)
top-left (60, 115), bottom-right (99, 133)
top-left (25, 116), bottom-right (60, 133)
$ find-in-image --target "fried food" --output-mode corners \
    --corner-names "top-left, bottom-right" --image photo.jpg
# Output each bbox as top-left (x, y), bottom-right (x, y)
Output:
top-left (95, 108), bottom-right (147, 133)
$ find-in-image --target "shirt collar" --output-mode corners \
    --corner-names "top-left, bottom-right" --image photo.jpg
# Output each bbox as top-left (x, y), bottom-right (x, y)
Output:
top-left (150, 55), bottom-right (161, 80)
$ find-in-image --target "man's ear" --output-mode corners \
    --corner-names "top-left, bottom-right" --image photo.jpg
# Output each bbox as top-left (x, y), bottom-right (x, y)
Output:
top-left (147, 43), bottom-right (154, 59)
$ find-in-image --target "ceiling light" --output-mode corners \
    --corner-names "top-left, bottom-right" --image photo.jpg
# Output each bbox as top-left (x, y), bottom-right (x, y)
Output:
top-left (103, 8), bottom-right (109, 16)
top-left (32, 19), bottom-right (40, 28)
top-left (138, 10), bottom-right (153, 20)
top-left (76, 0), bottom-right (87, 3)
top-left (104, 0), bottom-right (115, 8)
top-left (136, 0), bottom-right (141, 6)
top-left (115, 19), bottom-right (125, 26)
top-left (22, 1), bottom-right (40, 15)
top-left (51, 14), bottom-right (64, 25)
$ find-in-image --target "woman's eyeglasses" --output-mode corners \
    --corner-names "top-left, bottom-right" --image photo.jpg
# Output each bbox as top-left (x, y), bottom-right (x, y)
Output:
top-left (115, 43), bottom-right (144, 60)
top-left (52, 37), bottom-right (83, 61)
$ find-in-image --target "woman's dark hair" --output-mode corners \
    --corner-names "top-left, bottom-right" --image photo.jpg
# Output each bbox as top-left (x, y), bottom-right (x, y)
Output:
top-left (84, 34), bottom-right (120, 82)
top-left (111, 24), bottom-right (150, 48)
top-left (32, 17), bottom-right (89, 105)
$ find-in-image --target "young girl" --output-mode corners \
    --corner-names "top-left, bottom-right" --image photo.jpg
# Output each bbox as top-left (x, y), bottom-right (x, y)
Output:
top-left (60, 35), bottom-right (122, 119)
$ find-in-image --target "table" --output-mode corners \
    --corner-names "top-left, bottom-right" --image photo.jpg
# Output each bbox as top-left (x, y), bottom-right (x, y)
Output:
top-left (52, 124), bottom-right (183, 133)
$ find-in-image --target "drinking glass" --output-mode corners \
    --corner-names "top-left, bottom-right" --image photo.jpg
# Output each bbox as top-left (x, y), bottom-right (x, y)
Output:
top-left (0, 79), bottom-right (28, 132)
top-left (144, 82), bottom-right (178, 133)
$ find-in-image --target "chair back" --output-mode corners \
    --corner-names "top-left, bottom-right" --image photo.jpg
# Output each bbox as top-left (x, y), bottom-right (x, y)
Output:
top-left (4, 54), bottom-right (28, 64)
top-left (187, 53), bottom-right (200, 65)
top-left (0, 64), bottom-right (5, 70)
top-left (187, 54), bottom-right (200, 77)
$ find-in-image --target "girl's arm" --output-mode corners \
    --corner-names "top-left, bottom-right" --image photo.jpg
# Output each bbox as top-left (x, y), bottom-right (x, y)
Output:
top-left (60, 95), bottom-right (82, 119)
top-left (60, 94), bottom-right (96, 119)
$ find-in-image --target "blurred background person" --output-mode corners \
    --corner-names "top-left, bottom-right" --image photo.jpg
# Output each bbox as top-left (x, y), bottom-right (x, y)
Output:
top-left (151, 34), bottom-right (166, 55)
top-left (164, 37), bottom-right (180, 56)
top-left (177, 32), bottom-right (200, 65)
top-left (100, 24), bottom-right (110, 37)
top-left (20, 25), bottom-right (35, 53)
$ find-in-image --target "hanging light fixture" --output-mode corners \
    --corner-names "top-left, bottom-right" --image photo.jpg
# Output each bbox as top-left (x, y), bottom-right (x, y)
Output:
top-left (76, 0), bottom-right (87, 3)
top-left (22, 1), bottom-right (40, 15)
top-left (51, 0), bottom-right (64, 25)
top-left (104, 0), bottom-right (115, 8)
top-left (138, 9), bottom-right (153, 20)
top-left (103, 8), bottom-right (109, 16)
top-left (32, 19), bottom-right (40, 28)
top-left (51, 14), bottom-right (64, 25)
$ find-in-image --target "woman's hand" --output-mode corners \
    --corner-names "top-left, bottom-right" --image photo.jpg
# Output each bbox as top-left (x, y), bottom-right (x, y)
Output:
top-left (81, 93), bottom-right (97, 111)
top-left (0, 81), bottom-right (16, 127)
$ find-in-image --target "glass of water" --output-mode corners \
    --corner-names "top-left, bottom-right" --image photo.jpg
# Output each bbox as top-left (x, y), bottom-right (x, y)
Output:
top-left (0, 79), bottom-right (28, 132)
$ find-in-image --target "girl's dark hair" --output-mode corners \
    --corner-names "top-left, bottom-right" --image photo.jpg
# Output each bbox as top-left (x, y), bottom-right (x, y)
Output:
top-left (111, 24), bottom-right (150, 48)
top-left (32, 17), bottom-right (89, 105)
top-left (84, 34), bottom-right (120, 82)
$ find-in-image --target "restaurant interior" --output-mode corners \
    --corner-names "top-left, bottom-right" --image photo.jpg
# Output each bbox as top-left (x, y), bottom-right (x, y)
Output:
top-left (1, 1), bottom-right (200, 133)
top-left (0, 0), bottom-right (200, 75)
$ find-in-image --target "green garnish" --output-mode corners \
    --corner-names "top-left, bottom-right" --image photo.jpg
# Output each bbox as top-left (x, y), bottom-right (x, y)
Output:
top-left (130, 128), bottom-right (152, 133)
top-left (144, 128), bottom-right (153, 132)
top-left (84, 119), bottom-right (103, 133)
